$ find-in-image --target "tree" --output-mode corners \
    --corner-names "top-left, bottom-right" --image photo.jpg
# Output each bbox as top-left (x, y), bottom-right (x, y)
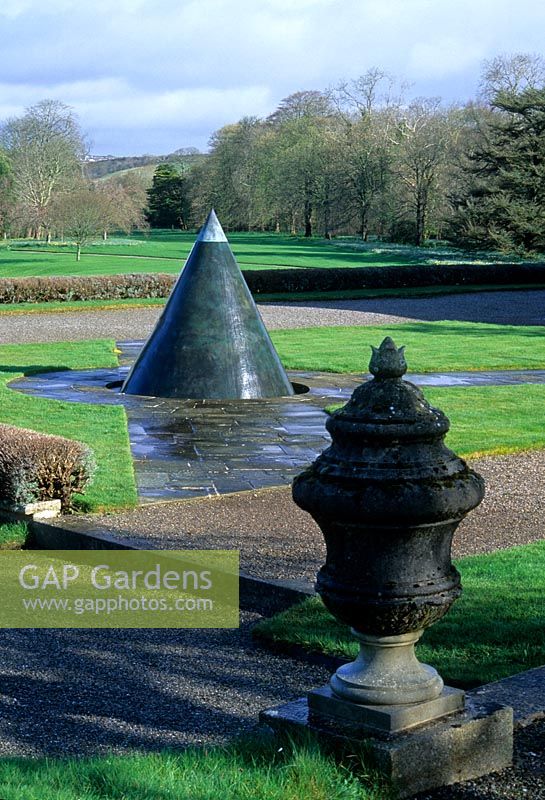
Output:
top-left (266, 90), bottom-right (334, 125)
top-left (331, 68), bottom-right (404, 118)
top-left (264, 116), bottom-right (335, 236)
top-left (0, 100), bottom-right (86, 238)
top-left (330, 70), bottom-right (401, 239)
top-left (0, 148), bottom-right (13, 238)
top-left (479, 53), bottom-right (545, 101)
top-left (391, 99), bottom-right (454, 246)
top-left (191, 119), bottom-right (262, 230)
top-left (453, 87), bottom-right (545, 253)
top-left (99, 172), bottom-right (148, 239)
top-left (50, 185), bottom-right (111, 260)
top-left (146, 164), bottom-right (190, 228)
top-left (259, 93), bottom-right (338, 237)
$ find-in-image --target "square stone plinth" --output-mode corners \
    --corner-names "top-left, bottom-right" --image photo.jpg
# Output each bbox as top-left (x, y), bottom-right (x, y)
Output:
top-left (308, 684), bottom-right (465, 733)
top-left (261, 695), bottom-right (513, 799)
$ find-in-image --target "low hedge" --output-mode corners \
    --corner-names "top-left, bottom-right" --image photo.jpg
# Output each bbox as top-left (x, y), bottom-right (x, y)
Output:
top-left (0, 424), bottom-right (96, 512)
top-left (0, 274), bottom-right (174, 303)
top-left (0, 263), bottom-right (544, 303)
top-left (247, 262), bottom-right (545, 293)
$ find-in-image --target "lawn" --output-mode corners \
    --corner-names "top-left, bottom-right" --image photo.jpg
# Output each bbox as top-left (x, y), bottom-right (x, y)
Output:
top-left (425, 384), bottom-right (545, 457)
top-left (0, 340), bottom-right (136, 511)
top-left (254, 541), bottom-right (545, 688)
top-left (271, 320), bottom-right (545, 373)
top-left (0, 522), bottom-right (28, 549)
top-left (0, 229), bottom-right (537, 277)
top-left (0, 732), bottom-right (387, 800)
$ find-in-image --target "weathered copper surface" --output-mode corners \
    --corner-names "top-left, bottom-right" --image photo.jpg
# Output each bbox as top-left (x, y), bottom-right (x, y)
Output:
top-left (122, 210), bottom-right (294, 399)
top-left (293, 337), bottom-right (485, 637)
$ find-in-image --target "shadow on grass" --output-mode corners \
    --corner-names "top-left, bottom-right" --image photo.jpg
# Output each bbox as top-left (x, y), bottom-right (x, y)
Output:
top-left (278, 296), bottom-right (545, 326)
top-left (373, 321), bottom-right (543, 337)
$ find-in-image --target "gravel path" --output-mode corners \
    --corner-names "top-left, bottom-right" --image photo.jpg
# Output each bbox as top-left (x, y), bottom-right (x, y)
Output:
top-left (0, 616), bottom-right (330, 757)
top-left (80, 450), bottom-right (545, 584)
top-left (1, 288), bottom-right (544, 343)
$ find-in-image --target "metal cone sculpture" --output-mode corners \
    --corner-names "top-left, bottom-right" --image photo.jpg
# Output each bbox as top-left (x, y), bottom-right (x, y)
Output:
top-left (121, 210), bottom-right (294, 399)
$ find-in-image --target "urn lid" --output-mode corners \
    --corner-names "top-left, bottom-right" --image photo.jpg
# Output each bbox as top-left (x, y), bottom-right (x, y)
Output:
top-left (327, 337), bottom-right (450, 442)
top-left (294, 336), bottom-right (485, 525)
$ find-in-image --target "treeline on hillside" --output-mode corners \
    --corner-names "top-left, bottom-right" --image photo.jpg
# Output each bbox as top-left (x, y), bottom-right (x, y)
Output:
top-left (1, 53), bottom-right (544, 255)
top-left (84, 149), bottom-right (202, 179)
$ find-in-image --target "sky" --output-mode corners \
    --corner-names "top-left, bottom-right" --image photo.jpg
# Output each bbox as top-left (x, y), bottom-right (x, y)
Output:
top-left (0, 0), bottom-right (543, 156)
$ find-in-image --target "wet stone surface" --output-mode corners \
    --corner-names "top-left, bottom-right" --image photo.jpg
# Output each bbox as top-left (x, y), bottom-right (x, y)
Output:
top-left (11, 342), bottom-right (358, 503)
top-left (10, 340), bottom-right (545, 503)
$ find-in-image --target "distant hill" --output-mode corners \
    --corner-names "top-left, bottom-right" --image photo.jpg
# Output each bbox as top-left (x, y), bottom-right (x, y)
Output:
top-left (84, 150), bottom-right (206, 180)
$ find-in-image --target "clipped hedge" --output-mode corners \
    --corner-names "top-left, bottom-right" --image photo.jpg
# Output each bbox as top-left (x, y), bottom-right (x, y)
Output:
top-left (0, 424), bottom-right (96, 512)
top-left (246, 262), bottom-right (545, 294)
top-left (0, 263), bottom-right (544, 304)
top-left (0, 274), bottom-right (174, 303)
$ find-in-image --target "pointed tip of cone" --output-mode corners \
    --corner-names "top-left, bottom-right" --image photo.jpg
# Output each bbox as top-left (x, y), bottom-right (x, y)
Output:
top-left (196, 209), bottom-right (228, 243)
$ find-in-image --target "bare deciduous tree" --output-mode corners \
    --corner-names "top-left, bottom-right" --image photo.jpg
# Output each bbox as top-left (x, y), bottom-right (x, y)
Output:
top-left (0, 99), bottom-right (86, 238)
top-left (479, 53), bottom-right (545, 101)
top-left (50, 185), bottom-right (110, 260)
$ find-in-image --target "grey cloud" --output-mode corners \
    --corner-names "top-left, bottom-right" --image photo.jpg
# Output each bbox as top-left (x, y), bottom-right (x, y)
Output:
top-left (0, 0), bottom-right (544, 153)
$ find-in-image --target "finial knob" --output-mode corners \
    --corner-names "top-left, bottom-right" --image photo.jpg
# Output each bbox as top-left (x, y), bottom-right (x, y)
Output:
top-left (369, 337), bottom-right (407, 379)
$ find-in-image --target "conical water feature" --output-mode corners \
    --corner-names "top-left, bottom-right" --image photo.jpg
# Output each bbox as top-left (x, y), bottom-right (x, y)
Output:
top-left (122, 210), bottom-right (294, 399)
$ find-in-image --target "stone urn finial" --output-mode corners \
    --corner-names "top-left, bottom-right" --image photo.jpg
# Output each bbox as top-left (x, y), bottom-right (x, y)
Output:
top-left (293, 337), bottom-right (485, 716)
top-left (369, 336), bottom-right (407, 378)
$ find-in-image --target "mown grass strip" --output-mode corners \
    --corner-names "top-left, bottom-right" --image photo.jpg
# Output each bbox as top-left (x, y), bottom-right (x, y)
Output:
top-left (253, 541), bottom-right (545, 688)
top-left (427, 384), bottom-right (545, 457)
top-left (0, 731), bottom-right (388, 800)
top-left (0, 340), bottom-right (136, 511)
top-left (0, 298), bottom-right (167, 315)
top-left (271, 321), bottom-right (545, 373)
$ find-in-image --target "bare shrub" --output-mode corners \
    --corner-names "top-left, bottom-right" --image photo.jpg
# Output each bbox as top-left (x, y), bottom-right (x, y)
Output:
top-left (0, 424), bottom-right (96, 512)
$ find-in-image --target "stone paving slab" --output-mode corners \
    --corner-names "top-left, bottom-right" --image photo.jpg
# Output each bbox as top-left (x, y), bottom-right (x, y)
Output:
top-left (471, 666), bottom-right (545, 726)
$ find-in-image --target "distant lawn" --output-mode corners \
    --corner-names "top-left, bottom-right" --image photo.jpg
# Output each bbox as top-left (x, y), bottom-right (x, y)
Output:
top-left (0, 230), bottom-right (538, 277)
top-left (0, 732), bottom-right (386, 800)
top-left (254, 541), bottom-right (545, 688)
top-left (271, 321), bottom-right (545, 373)
top-left (0, 340), bottom-right (136, 511)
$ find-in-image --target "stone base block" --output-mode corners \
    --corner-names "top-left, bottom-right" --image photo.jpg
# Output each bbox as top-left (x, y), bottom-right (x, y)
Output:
top-left (0, 499), bottom-right (61, 521)
top-left (308, 684), bottom-right (465, 733)
top-left (261, 695), bottom-right (513, 799)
